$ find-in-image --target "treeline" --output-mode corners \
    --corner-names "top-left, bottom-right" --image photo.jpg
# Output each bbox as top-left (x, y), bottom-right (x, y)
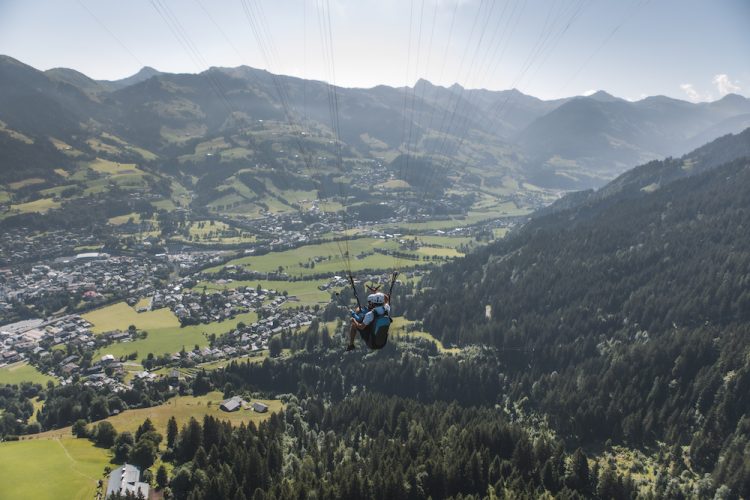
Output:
top-left (401, 153), bottom-right (750, 493)
top-left (213, 343), bottom-right (504, 407)
top-left (35, 379), bottom-right (175, 431)
top-left (151, 394), bottom-right (636, 500)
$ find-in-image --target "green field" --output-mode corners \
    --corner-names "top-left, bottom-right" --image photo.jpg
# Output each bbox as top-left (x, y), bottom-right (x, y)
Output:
top-left (194, 279), bottom-right (337, 308)
top-left (88, 158), bottom-right (141, 176)
top-left (33, 392), bottom-right (282, 441)
top-left (108, 212), bottom-right (142, 225)
top-left (207, 238), bottom-right (427, 277)
top-left (10, 197), bottom-right (61, 214)
top-left (83, 302), bottom-right (181, 334)
top-left (0, 438), bottom-right (110, 500)
top-left (0, 361), bottom-right (55, 386)
top-left (94, 311), bottom-right (258, 362)
top-left (8, 177), bottom-right (44, 190)
top-left (390, 319), bottom-right (461, 354)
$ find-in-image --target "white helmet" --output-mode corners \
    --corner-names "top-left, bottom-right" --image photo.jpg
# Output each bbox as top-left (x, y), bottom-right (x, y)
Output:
top-left (367, 293), bottom-right (385, 305)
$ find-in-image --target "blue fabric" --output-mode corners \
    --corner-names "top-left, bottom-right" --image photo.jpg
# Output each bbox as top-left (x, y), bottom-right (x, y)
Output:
top-left (362, 305), bottom-right (389, 326)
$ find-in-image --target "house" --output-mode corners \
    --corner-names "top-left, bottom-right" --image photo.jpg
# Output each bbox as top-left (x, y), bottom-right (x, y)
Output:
top-left (252, 401), bottom-right (269, 413)
top-left (220, 395), bottom-right (244, 412)
top-left (106, 464), bottom-right (150, 499)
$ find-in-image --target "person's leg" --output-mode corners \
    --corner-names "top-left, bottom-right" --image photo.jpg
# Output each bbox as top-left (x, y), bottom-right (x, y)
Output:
top-left (347, 324), bottom-right (357, 350)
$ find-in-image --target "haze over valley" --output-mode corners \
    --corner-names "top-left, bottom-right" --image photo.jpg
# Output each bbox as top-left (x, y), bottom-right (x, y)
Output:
top-left (1, 1), bottom-right (749, 499)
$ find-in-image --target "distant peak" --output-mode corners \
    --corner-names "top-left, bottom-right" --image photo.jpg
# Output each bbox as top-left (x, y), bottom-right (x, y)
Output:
top-left (134, 66), bottom-right (160, 77)
top-left (586, 90), bottom-right (621, 102)
top-left (717, 93), bottom-right (747, 103)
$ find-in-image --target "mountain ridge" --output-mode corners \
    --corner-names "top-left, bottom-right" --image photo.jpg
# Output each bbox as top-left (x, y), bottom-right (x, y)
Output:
top-left (2, 54), bottom-right (750, 192)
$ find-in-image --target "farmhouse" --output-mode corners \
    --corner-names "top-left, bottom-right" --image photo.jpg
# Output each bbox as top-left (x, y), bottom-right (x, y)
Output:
top-left (252, 401), bottom-right (269, 413)
top-left (106, 464), bottom-right (150, 499)
top-left (220, 395), bottom-right (245, 412)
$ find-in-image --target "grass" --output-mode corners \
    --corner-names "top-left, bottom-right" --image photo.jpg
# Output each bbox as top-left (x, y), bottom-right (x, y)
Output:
top-left (9, 178), bottom-right (45, 190)
top-left (0, 120), bottom-right (34, 144)
top-left (83, 302), bottom-right (180, 334)
top-left (86, 138), bottom-right (121, 156)
top-left (152, 198), bottom-right (177, 210)
top-left (135, 297), bottom-right (152, 310)
top-left (87, 158), bottom-right (142, 176)
top-left (100, 133), bottom-right (158, 161)
top-left (194, 352), bottom-right (272, 371)
top-left (378, 179), bottom-right (410, 189)
top-left (93, 311), bottom-right (258, 361)
top-left (108, 212), bottom-right (141, 225)
top-left (29, 397), bottom-right (45, 424)
top-left (0, 438), bottom-right (110, 500)
top-left (390, 319), bottom-right (460, 354)
top-left (194, 279), bottom-right (337, 308)
top-left (174, 220), bottom-right (257, 245)
top-left (416, 246), bottom-right (463, 257)
top-left (492, 228), bottom-right (509, 239)
top-left (9, 197), bottom-right (61, 214)
top-left (50, 137), bottom-right (84, 156)
top-left (206, 238), bottom-right (424, 277)
top-left (33, 392), bottom-right (282, 441)
top-left (0, 361), bottom-right (55, 386)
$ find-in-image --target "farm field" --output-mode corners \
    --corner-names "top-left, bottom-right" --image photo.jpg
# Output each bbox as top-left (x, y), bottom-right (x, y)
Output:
top-left (0, 438), bottom-right (110, 500)
top-left (83, 302), bottom-right (180, 334)
top-left (10, 197), bottom-right (61, 214)
top-left (93, 311), bottom-right (258, 362)
top-left (0, 361), bottom-right (55, 386)
top-left (207, 237), bottom-right (437, 277)
top-left (108, 212), bottom-right (142, 225)
top-left (194, 279), bottom-right (337, 308)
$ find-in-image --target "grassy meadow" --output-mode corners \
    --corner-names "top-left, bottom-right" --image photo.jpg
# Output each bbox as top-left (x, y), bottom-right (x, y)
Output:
top-left (32, 392), bottom-right (282, 441)
top-left (0, 438), bottom-right (110, 500)
top-left (193, 279), bottom-right (337, 308)
top-left (0, 361), bottom-right (55, 386)
top-left (84, 301), bottom-right (258, 360)
top-left (83, 302), bottom-right (180, 334)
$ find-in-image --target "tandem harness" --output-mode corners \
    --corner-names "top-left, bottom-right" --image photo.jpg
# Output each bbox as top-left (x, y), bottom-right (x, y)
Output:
top-left (349, 272), bottom-right (398, 350)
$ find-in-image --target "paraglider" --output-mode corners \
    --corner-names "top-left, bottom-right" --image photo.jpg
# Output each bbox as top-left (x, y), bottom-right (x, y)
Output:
top-left (346, 272), bottom-right (397, 351)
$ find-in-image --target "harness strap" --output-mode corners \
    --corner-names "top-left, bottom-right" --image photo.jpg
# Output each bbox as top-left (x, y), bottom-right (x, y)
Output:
top-left (348, 273), bottom-right (362, 309)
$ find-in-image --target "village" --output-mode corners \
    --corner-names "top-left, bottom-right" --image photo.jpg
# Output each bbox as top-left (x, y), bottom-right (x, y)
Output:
top-left (0, 280), bottom-right (317, 392)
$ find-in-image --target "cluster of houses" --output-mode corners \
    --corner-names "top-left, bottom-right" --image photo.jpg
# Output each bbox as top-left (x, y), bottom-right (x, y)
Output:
top-left (166, 250), bottom-right (229, 274)
top-left (0, 228), bottom-right (101, 266)
top-left (147, 284), bottom-right (286, 325)
top-left (219, 395), bottom-right (269, 413)
top-left (222, 307), bottom-right (315, 347)
top-left (0, 254), bottom-right (172, 322)
top-left (0, 315), bottom-right (95, 367)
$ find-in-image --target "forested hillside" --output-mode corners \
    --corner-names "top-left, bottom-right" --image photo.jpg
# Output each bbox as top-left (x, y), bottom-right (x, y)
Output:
top-left (401, 130), bottom-right (750, 495)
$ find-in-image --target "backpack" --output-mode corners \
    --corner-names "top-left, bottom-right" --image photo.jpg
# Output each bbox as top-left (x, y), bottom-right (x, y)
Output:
top-left (367, 308), bottom-right (392, 350)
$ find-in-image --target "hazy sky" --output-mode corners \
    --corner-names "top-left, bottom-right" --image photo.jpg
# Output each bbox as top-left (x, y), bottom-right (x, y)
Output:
top-left (1, 0), bottom-right (748, 102)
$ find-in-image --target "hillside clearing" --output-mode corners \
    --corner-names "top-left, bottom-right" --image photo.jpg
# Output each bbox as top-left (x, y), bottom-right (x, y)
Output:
top-left (0, 438), bottom-right (110, 500)
top-left (0, 361), bottom-right (56, 386)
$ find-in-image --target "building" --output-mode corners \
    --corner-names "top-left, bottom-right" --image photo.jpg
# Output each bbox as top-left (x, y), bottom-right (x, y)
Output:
top-left (220, 395), bottom-right (244, 412)
top-left (252, 401), bottom-right (269, 413)
top-left (106, 464), bottom-right (150, 499)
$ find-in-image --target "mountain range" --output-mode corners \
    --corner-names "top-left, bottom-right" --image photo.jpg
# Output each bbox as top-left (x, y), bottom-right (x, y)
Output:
top-left (1, 54), bottom-right (749, 191)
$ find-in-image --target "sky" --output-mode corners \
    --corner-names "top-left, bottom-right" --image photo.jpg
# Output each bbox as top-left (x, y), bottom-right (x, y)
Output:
top-left (0, 0), bottom-right (748, 102)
